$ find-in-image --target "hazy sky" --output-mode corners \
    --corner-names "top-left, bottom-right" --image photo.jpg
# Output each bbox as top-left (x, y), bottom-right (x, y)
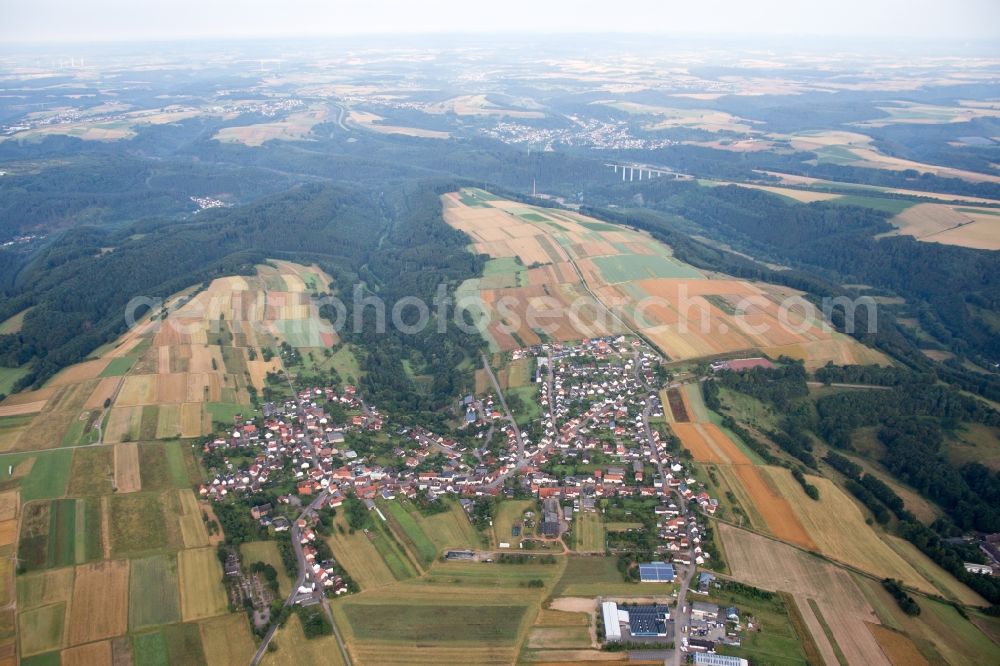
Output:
top-left (2, 0), bottom-right (999, 43)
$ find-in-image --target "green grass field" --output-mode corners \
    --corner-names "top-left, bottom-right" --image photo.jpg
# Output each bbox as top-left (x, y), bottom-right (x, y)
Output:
top-left (329, 345), bottom-right (362, 379)
top-left (139, 443), bottom-right (188, 492)
top-left (0, 365), bottom-right (29, 395)
top-left (711, 587), bottom-right (810, 666)
top-left (79, 497), bottom-right (103, 562)
top-left (828, 194), bottom-right (916, 215)
top-left (417, 499), bottom-right (482, 551)
top-left (205, 402), bottom-right (245, 426)
top-left (554, 555), bottom-right (674, 597)
top-left (47, 499), bottom-right (76, 569)
top-left (100, 356), bottom-right (136, 377)
top-left (18, 602), bottom-right (65, 656)
top-left (593, 253), bottom-right (702, 283)
top-left (341, 603), bottom-right (527, 643)
top-left (132, 629), bottom-right (169, 666)
top-left (572, 512), bottom-right (605, 552)
top-left (492, 499), bottom-right (536, 547)
top-left (383, 501), bottom-right (438, 566)
top-left (129, 554), bottom-right (181, 630)
top-left (1, 449), bottom-right (73, 501)
top-left (507, 386), bottom-right (541, 427)
top-left (579, 221), bottom-right (619, 231)
top-left (368, 515), bottom-right (420, 580)
top-left (241, 541), bottom-right (293, 597)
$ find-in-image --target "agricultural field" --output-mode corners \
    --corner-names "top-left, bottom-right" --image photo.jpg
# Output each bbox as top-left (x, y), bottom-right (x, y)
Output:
top-left (324, 512), bottom-right (397, 590)
top-left (66, 559), bottom-right (129, 645)
top-left (18, 602), bottom-right (65, 657)
top-left (213, 104), bottom-right (330, 145)
top-left (703, 587), bottom-right (812, 666)
top-left (199, 613), bottom-right (258, 666)
top-left (348, 110), bottom-right (450, 139)
top-left (857, 574), bottom-right (1000, 665)
top-left (259, 613), bottom-right (346, 666)
top-left (0, 449), bottom-right (72, 501)
top-left (763, 467), bottom-right (933, 590)
top-left (328, 555), bottom-right (561, 665)
top-left (890, 203), bottom-right (1000, 250)
top-left (522, 596), bottom-right (599, 662)
top-left (443, 189), bottom-right (885, 367)
top-left (177, 547), bottom-right (228, 622)
top-left (412, 499), bottom-right (481, 552)
top-left (129, 554), bottom-right (181, 630)
top-left (109, 492), bottom-right (175, 556)
top-left (382, 500), bottom-right (439, 567)
top-left (719, 524), bottom-right (892, 666)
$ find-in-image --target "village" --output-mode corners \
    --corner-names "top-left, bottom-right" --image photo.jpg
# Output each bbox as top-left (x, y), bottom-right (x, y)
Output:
top-left (199, 335), bottom-right (750, 660)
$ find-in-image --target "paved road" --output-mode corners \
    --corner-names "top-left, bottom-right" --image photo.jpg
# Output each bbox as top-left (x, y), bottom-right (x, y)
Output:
top-left (635, 356), bottom-right (693, 666)
top-left (250, 375), bottom-right (352, 666)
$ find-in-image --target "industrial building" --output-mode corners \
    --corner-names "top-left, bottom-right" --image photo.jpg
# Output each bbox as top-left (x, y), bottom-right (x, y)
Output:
top-left (601, 601), bottom-right (671, 641)
top-left (638, 561), bottom-right (675, 582)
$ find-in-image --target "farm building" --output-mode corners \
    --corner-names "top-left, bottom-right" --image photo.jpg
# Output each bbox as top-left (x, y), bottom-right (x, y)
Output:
top-left (602, 601), bottom-right (624, 642)
top-left (693, 654), bottom-right (749, 666)
top-left (638, 561), bottom-right (675, 582)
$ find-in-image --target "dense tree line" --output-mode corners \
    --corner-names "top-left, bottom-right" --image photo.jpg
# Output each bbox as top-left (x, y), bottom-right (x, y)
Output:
top-left (714, 361), bottom-right (808, 409)
top-left (882, 578), bottom-right (921, 616)
top-left (816, 384), bottom-right (1000, 448)
top-left (879, 421), bottom-right (1000, 534)
top-left (814, 363), bottom-right (935, 387)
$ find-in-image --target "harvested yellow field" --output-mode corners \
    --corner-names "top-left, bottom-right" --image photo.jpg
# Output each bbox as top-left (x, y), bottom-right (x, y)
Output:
top-left (0, 401), bottom-right (46, 417)
top-left (880, 534), bottom-right (986, 606)
top-left (892, 203), bottom-right (1000, 250)
top-left (735, 183), bottom-right (843, 202)
top-left (213, 105), bottom-right (329, 146)
top-left (47, 358), bottom-right (111, 386)
top-left (719, 524), bottom-right (890, 666)
top-left (200, 613), bottom-right (257, 666)
top-left (426, 94), bottom-right (543, 119)
top-left (66, 559), bottom-right (129, 645)
top-left (176, 489), bottom-right (210, 548)
top-left (62, 640), bottom-right (113, 666)
top-left (349, 110), bottom-right (450, 139)
top-left (116, 375), bottom-right (157, 406)
top-left (180, 402), bottom-right (207, 438)
top-left (0, 387), bottom-right (56, 407)
top-left (867, 622), bottom-right (929, 666)
top-left (105, 406), bottom-right (143, 443)
top-left (765, 467), bottom-right (932, 591)
top-left (325, 514), bottom-right (396, 590)
top-left (260, 614), bottom-right (347, 666)
top-left (155, 403), bottom-right (181, 439)
top-left (178, 547), bottom-right (228, 621)
top-left (0, 490), bottom-right (17, 521)
top-left (83, 377), bottom-right (121, 410)
top-left (0, 521), bottom-right (15, 547)
top-left (113, 443), bottom-right (141, 493)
